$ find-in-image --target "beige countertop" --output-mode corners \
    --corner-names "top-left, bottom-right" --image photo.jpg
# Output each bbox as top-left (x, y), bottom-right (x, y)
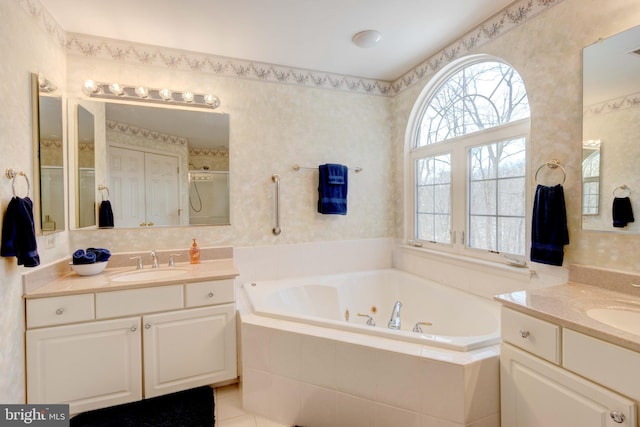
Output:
top-left (24, 258), bottom-right (239, 299)
top-left (495, 282), bottom-right (640, 353)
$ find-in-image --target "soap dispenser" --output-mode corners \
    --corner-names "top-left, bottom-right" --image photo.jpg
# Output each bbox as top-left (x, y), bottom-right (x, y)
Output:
top-left (190, 238), bottom-right (200, 264)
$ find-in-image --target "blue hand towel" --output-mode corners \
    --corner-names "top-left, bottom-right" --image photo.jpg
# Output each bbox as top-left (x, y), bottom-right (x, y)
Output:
top-left (87, 247), bottom-right (111, 262)
top-left (1, 196), bottom-right (40, 267)
top-left (612, 197), bottom-right (634, 228)
top-left (530, 184), bottom-right (569, 266)
top-left (99, 200), bottom-right (114, 228)
top-left (73, 249), bottom-right (97, 265)
top-left (318, 164), bottom-right (348, 215)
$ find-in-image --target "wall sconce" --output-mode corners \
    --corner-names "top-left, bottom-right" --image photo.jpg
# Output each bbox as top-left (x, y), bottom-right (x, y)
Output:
top-left (81, 80), bottom-right (220, 109)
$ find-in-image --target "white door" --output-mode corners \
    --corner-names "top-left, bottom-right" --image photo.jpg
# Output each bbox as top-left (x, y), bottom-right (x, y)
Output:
top-left (108, 146), bottom-right (145, 227)
top-left (501, 343), bottom-right (636, 427)
top-left (143, 304), bottom-right (237, 397)
top-left (26, 317), bottom-right (142, 415)
top-left (144, 152), bottom-right (179, 226)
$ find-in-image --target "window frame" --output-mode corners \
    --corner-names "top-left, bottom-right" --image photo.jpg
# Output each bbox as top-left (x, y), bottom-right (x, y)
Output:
top-left (404, 55), bottom-right (531, 263)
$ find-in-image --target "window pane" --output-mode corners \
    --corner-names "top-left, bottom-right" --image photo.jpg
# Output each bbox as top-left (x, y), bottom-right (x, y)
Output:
top-left (416, 62), bottom-right (529, 147)
top-left (498, 217), bottom-right (525, 256)
top-left (468, 139), bottom-right (525, 254)
top-left (416, 154), bottom-right (451, 243)
top-left (498, 177), bottom-right (525, 216)
top-left (470, 180), bottom-right (496, 215)
top-left (469, 216), bottom-right (496, 251)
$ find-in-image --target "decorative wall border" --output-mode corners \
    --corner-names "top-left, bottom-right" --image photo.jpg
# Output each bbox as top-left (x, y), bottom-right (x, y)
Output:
top-left (24, 0), bottom-right (563, 97)
top-left (584, 92), bottom-right (640, 116)
top-left (106, 120), bottom-right (188, 146)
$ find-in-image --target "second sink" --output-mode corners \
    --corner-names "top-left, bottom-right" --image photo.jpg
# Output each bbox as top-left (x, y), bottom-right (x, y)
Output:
top-left (110, 268), bottom-right (187, 283)
top-left (586, 307), bottom-right (640, 336)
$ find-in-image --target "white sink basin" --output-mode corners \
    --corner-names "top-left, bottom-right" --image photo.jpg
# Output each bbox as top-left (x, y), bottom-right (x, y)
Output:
top-left (586, 307), bottom-right (640, 336)
top-left (110, 268), bottom-right (187, 283)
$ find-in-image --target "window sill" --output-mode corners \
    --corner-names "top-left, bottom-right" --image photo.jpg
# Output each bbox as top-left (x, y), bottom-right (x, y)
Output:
top-left (396, 244), bottom-right (536, 281)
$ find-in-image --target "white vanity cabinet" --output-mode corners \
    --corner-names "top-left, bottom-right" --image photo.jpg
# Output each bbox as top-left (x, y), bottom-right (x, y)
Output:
top-left (26, 279), bottom-right (236, 414)
top-left (500, 307), bottom-right (637, 427)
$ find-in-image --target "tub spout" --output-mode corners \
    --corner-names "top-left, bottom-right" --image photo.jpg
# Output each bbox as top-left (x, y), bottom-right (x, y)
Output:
top-left (388, 301), bottom-right (402, 330)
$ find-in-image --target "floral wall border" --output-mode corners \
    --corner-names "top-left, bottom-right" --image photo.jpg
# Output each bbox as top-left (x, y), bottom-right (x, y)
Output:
top-left (22, 0), bottom-right (562, 97)
top-left (584, 91), bottom-right (640, 116)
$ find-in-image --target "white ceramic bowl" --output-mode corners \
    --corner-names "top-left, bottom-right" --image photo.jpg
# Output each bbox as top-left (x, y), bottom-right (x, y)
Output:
top-left (70, 261), bottom-right (108, 276)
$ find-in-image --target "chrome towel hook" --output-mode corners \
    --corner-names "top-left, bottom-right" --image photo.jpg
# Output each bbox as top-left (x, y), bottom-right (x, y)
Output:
top-left (5, 168), bottom-right (30, 198)
top-left (98, 184), bottom-right (110, 201)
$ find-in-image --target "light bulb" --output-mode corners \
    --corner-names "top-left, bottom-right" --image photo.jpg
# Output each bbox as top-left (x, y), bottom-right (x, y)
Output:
top-left (203, 94), bottom-right (219, 107)
top-left (82, 80), bottom-right (100, 96)
top-left (181, 91), bottom-right (194, 103)
top-left (108, 83), bottom-right (124, 96)
top-left (159, 88), bottom-right (173, 101)
top-left (135, 86), bottom-right (149, 98)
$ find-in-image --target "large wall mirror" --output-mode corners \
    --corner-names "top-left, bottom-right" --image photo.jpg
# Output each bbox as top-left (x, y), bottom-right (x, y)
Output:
top-left (32, 73), bottom-right (65, 234)
top-left (582, 25), bottom-right (640, 233)
top-left (69, 99), bottom-right (230, 229)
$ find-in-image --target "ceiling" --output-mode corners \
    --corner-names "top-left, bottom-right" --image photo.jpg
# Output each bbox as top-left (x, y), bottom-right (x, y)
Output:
top-left (39, 0), bottom-right (516, 81)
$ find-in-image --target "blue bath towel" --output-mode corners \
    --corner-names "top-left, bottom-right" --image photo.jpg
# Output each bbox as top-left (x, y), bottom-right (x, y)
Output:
top-left (99, 200), bottom-right (114, 228)
top-left (318, 164), bottom-right (348, 215)
top-left (0, 196), bottom-right (40, 267)
top-left (87, 247), bottom-right (111, 262)
top-left (73, 249), bottom-right (96, 265)
top-left (530, 184), bottom-right (569, 266)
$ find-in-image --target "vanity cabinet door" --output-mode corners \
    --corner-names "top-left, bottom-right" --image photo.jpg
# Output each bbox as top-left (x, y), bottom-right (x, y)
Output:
top-left (26, 317), bottom-right (142, 415)
top-left (501, 343), bottom-right (636, 427)
top-left (142, 303), bottom-right (237, 397)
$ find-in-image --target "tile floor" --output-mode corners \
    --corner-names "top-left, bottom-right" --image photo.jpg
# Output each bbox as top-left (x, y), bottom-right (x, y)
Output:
top-left (214, 383), bottom-right (289, 427)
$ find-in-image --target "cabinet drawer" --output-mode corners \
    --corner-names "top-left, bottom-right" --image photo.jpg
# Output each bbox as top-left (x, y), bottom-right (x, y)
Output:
top-left (501, 307), bottom-right (560, 364)
top-left (564, 329), bottom-right (640, 401)
top-left (185, 279), bottom-right (235, 308)
top-left (26, 294), bottom-right (95, 328)
top-left (96, 285), bottom-right (183, 319)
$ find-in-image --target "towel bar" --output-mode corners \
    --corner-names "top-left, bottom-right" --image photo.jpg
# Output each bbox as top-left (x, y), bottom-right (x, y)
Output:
top-left (293, 164), bottom-right (362, 173)
top-left (272, 174), bottom-right (281, 235)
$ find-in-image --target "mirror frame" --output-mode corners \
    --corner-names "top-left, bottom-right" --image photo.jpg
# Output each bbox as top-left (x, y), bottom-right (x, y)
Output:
top-left (31, 73), bottom-right (66, 235)
top-left (68, 98), bottom-right (230, 229)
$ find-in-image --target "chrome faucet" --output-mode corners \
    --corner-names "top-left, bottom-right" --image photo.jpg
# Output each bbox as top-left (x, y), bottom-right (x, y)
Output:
top-left (150, 250), bottom-right (159, 269)
top-left (387, 301), bottom-right (402, 330)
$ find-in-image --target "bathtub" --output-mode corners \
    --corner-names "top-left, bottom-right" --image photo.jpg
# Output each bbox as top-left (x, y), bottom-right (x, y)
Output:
top-left (240, 268), bottom-right (501, 426)
top-left (242, 268), bottom-right (500, 351)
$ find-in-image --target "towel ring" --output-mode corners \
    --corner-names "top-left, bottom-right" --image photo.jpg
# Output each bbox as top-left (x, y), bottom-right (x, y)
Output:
top-left (534, 160), bottom-right (566, 185)
top-left (98, 184), bottom-right (110, 201)
top-left (5, 168), bottom-right (30, 198)
top-left (613, 185), bottom-right (630, 197)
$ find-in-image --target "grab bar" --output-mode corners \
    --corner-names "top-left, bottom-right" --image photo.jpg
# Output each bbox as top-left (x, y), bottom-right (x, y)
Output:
top-left (272, 174), bottom-right (281, 235)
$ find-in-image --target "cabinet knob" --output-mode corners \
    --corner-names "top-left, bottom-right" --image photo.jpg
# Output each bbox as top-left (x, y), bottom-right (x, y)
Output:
top-left (610, 411), bottom-right (625, 423)
top-left (130, 326), bottom-right (137, 332)
top-left (145, 323), bottom-right (151, 329)
top-left (55, 308), bottom-right (64, 315)
top-left (519, 329), bottom-right (530, 338)
top-left (208, 292), bottom-right (215, 298)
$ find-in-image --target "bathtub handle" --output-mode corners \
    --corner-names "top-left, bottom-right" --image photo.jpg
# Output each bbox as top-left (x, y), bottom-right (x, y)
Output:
top-left (357, 313), bottom-right (376, 327)
top-left (272, 174), bottom-right (281, 236)
top-left (519, 329), bottom-right (530, 339)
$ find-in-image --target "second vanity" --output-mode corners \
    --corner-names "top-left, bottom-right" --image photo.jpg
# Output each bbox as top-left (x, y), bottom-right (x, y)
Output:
top-left (496, 265), bottom-right (640, 427)
top-left (23, 249), bottom-right (239, 415)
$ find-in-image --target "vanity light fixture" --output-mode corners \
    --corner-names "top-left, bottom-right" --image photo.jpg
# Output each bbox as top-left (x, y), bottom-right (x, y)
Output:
top-left (81, 80), bottom-right (221, 109)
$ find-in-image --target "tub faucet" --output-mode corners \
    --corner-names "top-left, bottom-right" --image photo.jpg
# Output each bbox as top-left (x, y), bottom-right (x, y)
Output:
top-left (388, 301), bottom-right (402, 330)
top-left (150, 250), bottom-right (159, 269)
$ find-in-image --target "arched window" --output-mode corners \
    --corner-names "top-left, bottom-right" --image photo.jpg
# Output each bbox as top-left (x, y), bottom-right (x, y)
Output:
top-left (407, 56), bottom-right (530, 258)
